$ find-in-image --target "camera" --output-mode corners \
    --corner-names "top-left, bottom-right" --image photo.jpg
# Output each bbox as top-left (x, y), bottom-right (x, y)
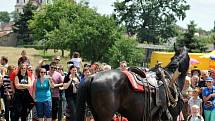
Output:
top-left (205, 101), bottom-right (213, 108)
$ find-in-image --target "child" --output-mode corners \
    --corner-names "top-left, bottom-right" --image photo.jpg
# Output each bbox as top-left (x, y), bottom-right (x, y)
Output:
top-left (187, 105), bottom-right (204, 121)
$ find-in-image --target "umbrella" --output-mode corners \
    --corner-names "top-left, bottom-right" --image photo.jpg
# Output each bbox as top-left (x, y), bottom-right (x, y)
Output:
top-left (190, 58), bottom-right (200, 65)
top-left (210, 55), bottom-right (215, 60)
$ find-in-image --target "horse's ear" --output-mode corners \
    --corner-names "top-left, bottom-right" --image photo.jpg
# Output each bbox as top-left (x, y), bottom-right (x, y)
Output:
top-left (174, 43), bottom-right (180, 54)
top-left (174, 43), bottom-right (177, 52)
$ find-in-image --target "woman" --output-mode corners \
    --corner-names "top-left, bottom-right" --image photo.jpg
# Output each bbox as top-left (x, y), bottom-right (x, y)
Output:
top-left (63, 65), bottom-right (80, 121)
top-left (191, 75), bottom-right (199, 89)
top-left (34, 68), bottom-right (56, 121)
top-left (13, 64), bottom-right (34, 121)
top-left (182, 76), bottom-right (193, 119)
top-left (202, 77), bottom-right (215, 121)
top-left (188, 88), bottom-right (203, 115)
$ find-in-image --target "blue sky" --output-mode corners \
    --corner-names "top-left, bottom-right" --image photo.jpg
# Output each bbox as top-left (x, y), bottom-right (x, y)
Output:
top-left (0, 0), bottom-right (215, 31)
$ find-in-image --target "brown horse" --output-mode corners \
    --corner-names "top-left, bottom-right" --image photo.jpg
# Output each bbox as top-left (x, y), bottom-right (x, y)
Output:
top-left (76, 46), bottom-right (190, 121)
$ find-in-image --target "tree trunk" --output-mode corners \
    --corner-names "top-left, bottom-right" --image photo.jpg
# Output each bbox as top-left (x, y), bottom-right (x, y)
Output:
top-left (61, 49), bottom-right (64, 57)
top-left (70, 48), bottom-right (73, 58)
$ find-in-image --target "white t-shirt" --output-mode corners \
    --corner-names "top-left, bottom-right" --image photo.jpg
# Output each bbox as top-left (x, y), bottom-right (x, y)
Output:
top-left (71, 58), bottom-right (82, 68)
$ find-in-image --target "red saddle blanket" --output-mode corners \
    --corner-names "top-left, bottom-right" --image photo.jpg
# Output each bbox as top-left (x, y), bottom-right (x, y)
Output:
top-left (122, 71), bottom-right (144, 92)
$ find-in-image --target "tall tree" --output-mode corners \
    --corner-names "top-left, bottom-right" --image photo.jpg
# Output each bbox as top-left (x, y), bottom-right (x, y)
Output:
top-left (0, 11), bottom-right (10, 23)
top-left (29, 0), bottom-right (121, 62)
top-left (45, 19), bottom-right (71, 57)
top-left (114, 0), bottom-right (190, 44)
top-left (177, 21), bottom-right (207, 52)
top-left (14, 2), bottom-right (37, 45)
top-left (213, 20), bottom-right (215, 32)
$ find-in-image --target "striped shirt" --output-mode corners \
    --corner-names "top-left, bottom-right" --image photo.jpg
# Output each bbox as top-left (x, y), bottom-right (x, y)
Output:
top-left (3, 75), bottom-right (13, 96)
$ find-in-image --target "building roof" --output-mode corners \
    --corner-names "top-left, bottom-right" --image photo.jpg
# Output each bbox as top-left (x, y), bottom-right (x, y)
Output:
top-left (0, 23), bottom-right (14, 32)
top-left (0, 23), bottom-right (14, 37)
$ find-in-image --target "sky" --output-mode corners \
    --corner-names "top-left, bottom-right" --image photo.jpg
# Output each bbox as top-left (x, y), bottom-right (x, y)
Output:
top-left (0, 0), bottom-right (215, 31)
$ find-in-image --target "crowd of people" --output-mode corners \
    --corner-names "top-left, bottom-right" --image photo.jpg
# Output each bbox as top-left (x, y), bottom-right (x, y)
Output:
top-left (0, 50), bottom-right (129, 121)
top-left (2, 49), bottom-right (215, 121)
top-left (179, 66), bottom-right (215, 121)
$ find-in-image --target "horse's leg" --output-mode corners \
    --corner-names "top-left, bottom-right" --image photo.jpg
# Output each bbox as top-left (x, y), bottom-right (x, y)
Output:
top-left (90, 92), bottom-right (118, 121)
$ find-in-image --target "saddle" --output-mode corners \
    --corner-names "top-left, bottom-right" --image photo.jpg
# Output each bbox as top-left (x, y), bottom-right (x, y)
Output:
top-left (126, 67), bottom-right (173, 121)
top-left (124, 67), bottom-right (167, 106)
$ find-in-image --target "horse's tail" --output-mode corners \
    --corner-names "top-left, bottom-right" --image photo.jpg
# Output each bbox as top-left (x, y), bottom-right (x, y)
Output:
top-left (76, 76), bottom-right (93, 121)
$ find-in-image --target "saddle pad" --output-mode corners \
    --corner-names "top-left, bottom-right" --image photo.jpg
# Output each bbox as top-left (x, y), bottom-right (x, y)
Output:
top-left (122, 71), bottom-right (144, 92)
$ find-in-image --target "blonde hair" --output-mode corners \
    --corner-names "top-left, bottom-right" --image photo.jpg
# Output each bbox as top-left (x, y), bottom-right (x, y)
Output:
top-left (192, 105), bottom-right (200, 109)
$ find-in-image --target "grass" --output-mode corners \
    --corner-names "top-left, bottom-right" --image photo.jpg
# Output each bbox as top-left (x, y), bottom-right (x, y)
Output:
top-left (0, 46), bottom-right (70, 70)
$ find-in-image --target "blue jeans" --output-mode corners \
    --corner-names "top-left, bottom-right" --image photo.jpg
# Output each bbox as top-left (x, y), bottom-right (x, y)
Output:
top-left (66, 94), bottom-right (77, 121)
top-left (36, 101), bottom-right (52, 118)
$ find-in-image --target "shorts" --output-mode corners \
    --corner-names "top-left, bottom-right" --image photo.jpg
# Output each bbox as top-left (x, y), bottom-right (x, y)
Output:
top-left (35, 101), bottom-right (52, 118)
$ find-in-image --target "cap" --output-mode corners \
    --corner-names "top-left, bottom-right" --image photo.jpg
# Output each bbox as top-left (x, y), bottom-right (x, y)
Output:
top-left (206, 77), bottom-right (213, 82)
top-left (191, 66), bottom-right (201, 76)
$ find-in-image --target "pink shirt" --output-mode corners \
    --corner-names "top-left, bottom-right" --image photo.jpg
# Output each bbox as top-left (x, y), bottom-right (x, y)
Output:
top-left (48, 71), bottom-right (62, 97)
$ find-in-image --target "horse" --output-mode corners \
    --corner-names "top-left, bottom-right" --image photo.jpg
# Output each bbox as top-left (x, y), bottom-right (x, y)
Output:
top-left (76, 46), bottom-right (190, 121)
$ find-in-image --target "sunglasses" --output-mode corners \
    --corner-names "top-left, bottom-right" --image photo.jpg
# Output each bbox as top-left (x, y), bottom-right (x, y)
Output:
top-left (40, 72), bottom-right (46, 74)
top-left (51, 67), bottom-right (57, 69)
top-left (21, 68), bottom-right (26, 70)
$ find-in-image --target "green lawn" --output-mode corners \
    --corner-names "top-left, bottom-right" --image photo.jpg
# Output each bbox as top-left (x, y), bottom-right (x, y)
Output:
top-left (0, 46), bottom-right (70, 70)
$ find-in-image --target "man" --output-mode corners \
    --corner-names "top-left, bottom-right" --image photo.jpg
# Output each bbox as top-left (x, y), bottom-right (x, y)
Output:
top-left (47, 62), bottom-right (63, 121)
top-left (39, 56), bottom-right (61, 71)
top-left (202, 77), bottom-right (215, 121)
top-left (17, 50), bottom-right (30, 66)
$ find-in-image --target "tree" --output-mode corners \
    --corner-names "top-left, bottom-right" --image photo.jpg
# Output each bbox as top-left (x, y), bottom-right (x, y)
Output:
top-left (14, 2), bottom-right (37, 45)
top-left (0, 11), bottom-right (10, 23)
top-left (213, 20), bottom-right (215, 32)
top-left (29, 0), bottom-right (121, 62)
top-left (10, 11), bottom-right (20, 22)
top-left (45, 19), bottom-right (71, 57)
top-left (177, 21), bottom-right (207, 52)
top-left (105, 37), bottom-right (144, 68)
top-left (114, 0), bottom-right (190, 44)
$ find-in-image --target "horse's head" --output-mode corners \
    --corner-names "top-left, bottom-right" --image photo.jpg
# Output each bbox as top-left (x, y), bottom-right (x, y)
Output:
top-left (165, 45), bottom-right (190, 91)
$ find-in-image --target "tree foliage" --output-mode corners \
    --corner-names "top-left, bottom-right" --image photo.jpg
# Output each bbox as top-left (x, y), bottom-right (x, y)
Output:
top-left (14, 2), bottom-right (37, 44)
top-left (105, 37), bottom-right (144, 68)
top-left (10, 11), bottom-right (20, 22)
top-left (177, 21), bottom-right (207, 52)
top-left (114, 0), bottom-right (190, 44)
top-left (29, 0), bottom-right (121, 62)
top-left (0, 11), bottom-right (10, 23)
